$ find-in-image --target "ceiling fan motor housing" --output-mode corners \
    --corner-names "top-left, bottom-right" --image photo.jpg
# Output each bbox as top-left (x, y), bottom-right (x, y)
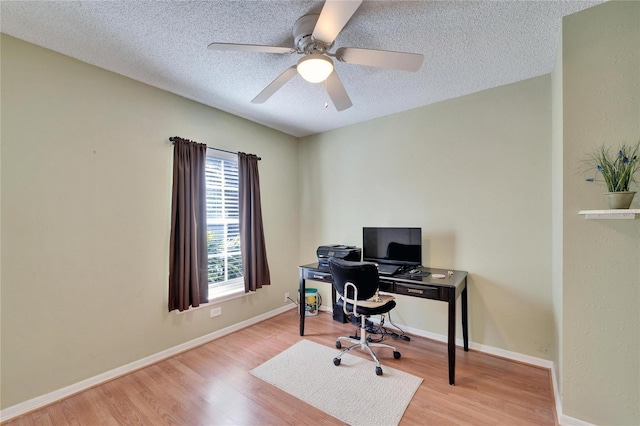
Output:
top-left (293, 14), bottom-right (330, 53)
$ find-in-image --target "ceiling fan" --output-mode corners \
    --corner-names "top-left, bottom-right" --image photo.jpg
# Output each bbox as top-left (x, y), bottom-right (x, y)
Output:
top-left (207, 0), bottom-right (424, 111)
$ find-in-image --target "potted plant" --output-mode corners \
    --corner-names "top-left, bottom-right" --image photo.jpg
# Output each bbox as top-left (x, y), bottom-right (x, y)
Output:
top-left (584, 140), bottom-right (640, 209)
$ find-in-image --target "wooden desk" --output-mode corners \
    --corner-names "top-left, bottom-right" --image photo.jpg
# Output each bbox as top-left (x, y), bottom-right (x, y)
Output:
top-left (299, 262), bottom-right (468, 385)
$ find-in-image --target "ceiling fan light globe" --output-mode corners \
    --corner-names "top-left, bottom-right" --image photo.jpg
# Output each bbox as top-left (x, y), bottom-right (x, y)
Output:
top-left (297, 54), bottom-right (334, 83)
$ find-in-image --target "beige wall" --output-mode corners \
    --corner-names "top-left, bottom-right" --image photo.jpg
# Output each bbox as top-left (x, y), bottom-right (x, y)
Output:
top-left (0, 35), bottom-right (300, 408)
top-left (561, 2), bottom-right (640, 424)
top-left (2, 2), bottom-right (639, 423)
top-left (299, 76), bottom-right (553, 358)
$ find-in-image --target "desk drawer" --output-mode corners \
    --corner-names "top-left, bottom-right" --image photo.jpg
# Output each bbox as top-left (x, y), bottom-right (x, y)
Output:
top-left (304, 269), bottom-right (332, 283)
top-left (379, 279), bottom-right (395, 293)
top-left (395, 283), bottom-right (442, 300)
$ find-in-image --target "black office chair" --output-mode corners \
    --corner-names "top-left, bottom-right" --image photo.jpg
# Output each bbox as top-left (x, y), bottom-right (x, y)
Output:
top-left (328, 258), bottom-right (401, 376)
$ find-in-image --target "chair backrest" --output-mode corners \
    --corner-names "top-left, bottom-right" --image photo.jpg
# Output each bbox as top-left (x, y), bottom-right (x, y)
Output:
top-left (386, 242), bottom-right (421, 263)
top-left (328, 258), bottom-right (379, 301)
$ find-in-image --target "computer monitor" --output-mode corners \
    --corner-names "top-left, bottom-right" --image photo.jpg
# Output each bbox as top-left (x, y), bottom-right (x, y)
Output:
top-left (362, 227), bottom-right (422, 266)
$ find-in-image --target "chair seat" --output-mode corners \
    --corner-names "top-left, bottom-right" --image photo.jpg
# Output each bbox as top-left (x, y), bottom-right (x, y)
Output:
top-left (336, 298), bottom-right (396, 316)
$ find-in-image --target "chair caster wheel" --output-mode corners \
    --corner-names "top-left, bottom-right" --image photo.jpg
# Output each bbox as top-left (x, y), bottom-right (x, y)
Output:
top-left (393, 351), bottom-right (401, 359)
top-left (333, 358), bottom-right (341, 366)
top-left (336, 341), bottom-right (342, 349)
top-left (376, 366), bottom-right (383, 376)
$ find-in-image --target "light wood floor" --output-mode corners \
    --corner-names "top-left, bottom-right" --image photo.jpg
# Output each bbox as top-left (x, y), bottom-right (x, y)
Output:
top-left (4, 309), bottom-right (557, 425)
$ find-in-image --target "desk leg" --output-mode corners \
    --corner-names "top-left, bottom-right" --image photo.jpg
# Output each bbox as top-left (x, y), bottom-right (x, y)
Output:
top-left (299, 270), bottom-right (305, 336)
top-left (462, 279), bottom-right (469, 352)
top-left (447, 287), bottom-right (456, 385)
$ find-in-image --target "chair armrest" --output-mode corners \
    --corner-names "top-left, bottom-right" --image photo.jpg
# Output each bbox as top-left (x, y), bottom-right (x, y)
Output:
top-left (341, 282), bottom-right (359, 317)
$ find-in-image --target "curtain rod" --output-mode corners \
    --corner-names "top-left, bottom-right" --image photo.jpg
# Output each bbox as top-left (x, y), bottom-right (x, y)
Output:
top-left (169, 136), bottom-right (261, 160)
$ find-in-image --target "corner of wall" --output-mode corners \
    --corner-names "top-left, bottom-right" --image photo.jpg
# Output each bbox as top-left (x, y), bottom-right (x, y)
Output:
top-left (550, 17), bottom-right (564, 418)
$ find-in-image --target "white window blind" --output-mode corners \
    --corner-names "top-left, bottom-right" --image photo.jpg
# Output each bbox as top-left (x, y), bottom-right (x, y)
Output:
top-left (205, 151), bottom-right (244, 300)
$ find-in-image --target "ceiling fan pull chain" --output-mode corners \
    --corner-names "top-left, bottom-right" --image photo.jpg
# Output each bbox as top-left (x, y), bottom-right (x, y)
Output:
top-left (324, 81), bottom-right (329, 109)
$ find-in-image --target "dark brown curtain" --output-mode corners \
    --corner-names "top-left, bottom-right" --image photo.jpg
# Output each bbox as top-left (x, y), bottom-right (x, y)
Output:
top-left (238, 152), bottom-right (271, 292)
top-left (168, 138), bottom-right (208, 312)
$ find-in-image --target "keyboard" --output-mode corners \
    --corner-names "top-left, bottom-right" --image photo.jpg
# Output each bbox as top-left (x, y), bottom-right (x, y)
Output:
top-left (377, 264), bottom-right (400, 275)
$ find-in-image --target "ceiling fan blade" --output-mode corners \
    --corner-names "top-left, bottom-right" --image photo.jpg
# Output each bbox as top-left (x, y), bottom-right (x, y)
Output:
top-left (325, 70), bottom-right (352, 111)
top-left (207, 42), bottom-right (295, 54)
top-left (312, 0), bottom-right (363, 45)
top-left (336, 47), bottom-right (424, 72)
top-left (251, 66), bottom-right (298, 104)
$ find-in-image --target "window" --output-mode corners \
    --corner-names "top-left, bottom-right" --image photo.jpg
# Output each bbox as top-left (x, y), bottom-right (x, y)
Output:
top-left (205, 151), bottom-right (244, 300)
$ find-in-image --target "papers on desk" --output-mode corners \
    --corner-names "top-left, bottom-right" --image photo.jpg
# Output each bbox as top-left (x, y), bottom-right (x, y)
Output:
top-left (361, 294), bottom-right (395, 307)
top-left (340, 294), bottom-right (395, 308)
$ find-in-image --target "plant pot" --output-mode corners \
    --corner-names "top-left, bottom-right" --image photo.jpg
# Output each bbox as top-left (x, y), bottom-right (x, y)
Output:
top-left (604, 191), bottom-right (636, 209)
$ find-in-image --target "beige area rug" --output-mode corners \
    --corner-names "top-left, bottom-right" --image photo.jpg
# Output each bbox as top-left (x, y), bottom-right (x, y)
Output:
top-left (250, 339), bottom-right (423, 426)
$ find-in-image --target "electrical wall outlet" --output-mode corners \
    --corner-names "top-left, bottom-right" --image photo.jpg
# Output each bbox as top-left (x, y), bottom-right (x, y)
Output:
top-left (284, 292), bottom-right (290, 302)
top-left (210, 307), bottom-right (222, 318)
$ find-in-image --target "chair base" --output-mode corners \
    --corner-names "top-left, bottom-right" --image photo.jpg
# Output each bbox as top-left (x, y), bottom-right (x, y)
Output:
top-left (333, 315), bottom-right (401, 375)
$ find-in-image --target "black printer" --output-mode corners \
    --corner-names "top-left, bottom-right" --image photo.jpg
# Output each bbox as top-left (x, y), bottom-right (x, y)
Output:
top-left (317, 245), bottom-right (362, 268)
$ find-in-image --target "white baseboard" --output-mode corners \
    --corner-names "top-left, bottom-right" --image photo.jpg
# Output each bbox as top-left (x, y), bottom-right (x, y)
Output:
top-left (321, 306), bottom-right (554, 367)
top-left (2, 304), bottom-right (596, 426)
top-left (304, 307), bottom-right (603, 425)
top-left (331, 310), bottom-right (580, 424)
top-left (551, 363), bottom-right (563, 424)
top-left (367, 316), bottom-right (555, 369)
top-left (548, 363), bottom-right (597, 426)
top-left (559, 414), bottom-right (597, 426)
top-left (0, 304), bottom-right (296, 422)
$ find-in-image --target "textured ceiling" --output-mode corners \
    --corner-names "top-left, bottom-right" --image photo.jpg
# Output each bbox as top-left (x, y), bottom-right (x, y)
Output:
top-left (1, 0), bottom-right (602, 137)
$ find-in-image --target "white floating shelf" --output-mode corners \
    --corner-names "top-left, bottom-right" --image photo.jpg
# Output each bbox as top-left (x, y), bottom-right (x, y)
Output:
top-left (578, 209), bottom-right (640, 219)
